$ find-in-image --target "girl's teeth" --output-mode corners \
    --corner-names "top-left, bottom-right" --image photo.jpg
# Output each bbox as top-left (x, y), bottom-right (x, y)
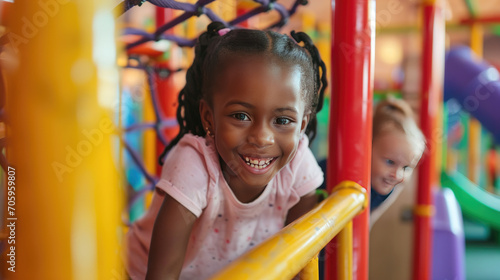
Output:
top-left (245, 160), bottom-right (271, 169)
top-left (243, 156), bottom-right (274, 169)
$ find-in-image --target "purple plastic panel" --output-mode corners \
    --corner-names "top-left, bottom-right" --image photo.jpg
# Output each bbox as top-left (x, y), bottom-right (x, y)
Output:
top-left (444, 46), bottom-right (500, 143)
top-left (432, 188), bottom-right (466, 280)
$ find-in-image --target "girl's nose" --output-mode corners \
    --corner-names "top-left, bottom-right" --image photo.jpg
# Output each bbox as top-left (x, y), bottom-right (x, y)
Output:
top-left (395, 168), bottom-right (405, 183)
top-left (389, 167), bottom-right (405, 183)
top-left (248, 123), bottom-right (274, 147)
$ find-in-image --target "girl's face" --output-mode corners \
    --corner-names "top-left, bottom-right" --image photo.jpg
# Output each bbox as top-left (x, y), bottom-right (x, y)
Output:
top-left (371, 129), bottom-right (422, 195)
top-left (200, 56), bottom-right (309, 203)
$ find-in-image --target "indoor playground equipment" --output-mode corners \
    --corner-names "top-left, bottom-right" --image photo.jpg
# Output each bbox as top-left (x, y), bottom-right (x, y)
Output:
top-left (444, 46), bottom-right (500, 144)
top-left (441, 45), bottom-right (500, 230)
top-left (3, 1), bottom-right (123, 279)
top-left (2, 0), bottom-right (500, 280)
top-left (431, 187), bottom-right (465, 280)
top-left (441, 171), bottom-right (500, 230)
top-left (434, 14), bottom-right (500, 280)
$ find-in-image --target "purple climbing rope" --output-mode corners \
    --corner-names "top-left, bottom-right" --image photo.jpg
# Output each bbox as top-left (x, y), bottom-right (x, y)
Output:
top-left (120, 0), bottom-right (307, 49)
top-left (121, 63), bottom-right (181, 208)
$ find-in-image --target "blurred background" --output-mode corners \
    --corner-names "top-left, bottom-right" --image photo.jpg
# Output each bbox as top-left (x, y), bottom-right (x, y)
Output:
top-left (1, 0), bottom-right (500, 279)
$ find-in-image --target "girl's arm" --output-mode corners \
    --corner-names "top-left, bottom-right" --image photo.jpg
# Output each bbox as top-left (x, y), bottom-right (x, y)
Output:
top-left (285, 190), bottom-right (318, 225)
top-left (146, 193), bottom-right (197, 280)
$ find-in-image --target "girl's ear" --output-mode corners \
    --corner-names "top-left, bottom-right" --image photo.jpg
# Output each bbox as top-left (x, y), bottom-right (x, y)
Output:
top-left (199, 99), bottom-right (214, 132)
top-left (300, 113), bottom-right (310, 134)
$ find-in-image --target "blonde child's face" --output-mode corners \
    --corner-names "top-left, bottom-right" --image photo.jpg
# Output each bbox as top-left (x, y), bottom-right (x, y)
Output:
top-left (201, 56), bottom-right (309, 203)
top-left (371, 129), bottom-right (422, 195)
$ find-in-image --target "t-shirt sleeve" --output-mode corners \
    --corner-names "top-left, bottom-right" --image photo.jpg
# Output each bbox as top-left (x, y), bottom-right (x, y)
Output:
top-left (155, 137), bottom-right (211, 217)
top-left (289, 137), bottom-right (324, 197)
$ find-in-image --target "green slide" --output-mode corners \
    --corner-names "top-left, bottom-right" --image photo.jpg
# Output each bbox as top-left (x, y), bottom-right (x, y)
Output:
top-left (441, 171), bottom-right (500, 231)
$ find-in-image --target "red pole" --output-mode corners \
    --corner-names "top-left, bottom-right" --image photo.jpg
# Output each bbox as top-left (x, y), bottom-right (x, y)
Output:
top-left (412, 0), bottom-right (445, 279)
top-left (155, 7), bottom-right (179, 175)
top-left (325, 0), bottom-right (375, 279)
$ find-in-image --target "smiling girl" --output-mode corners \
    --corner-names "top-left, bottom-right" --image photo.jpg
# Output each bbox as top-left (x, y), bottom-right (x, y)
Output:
top-left (369, 98), bottom-right (426, 226)
top-left (125, 22), bottom-right (327, 280)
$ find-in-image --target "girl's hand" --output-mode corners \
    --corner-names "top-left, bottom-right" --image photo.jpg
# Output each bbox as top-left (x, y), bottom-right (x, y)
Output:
top-left (146, 194), bottom-right (197, 280)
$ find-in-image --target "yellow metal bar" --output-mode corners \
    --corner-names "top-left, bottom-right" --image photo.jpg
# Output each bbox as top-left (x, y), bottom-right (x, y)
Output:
top-left (142, 72), bottom-right (156, 209)
top-left (6, 1), bottom-right (123, 279)
top-left (299, 254), bottom-right (319, 280)
top-left (208, 0), bottom-right (236, 21)
top-left (143, 73), bottom-right (156, 175)
top-left (337, 221), bottom-right (353, 280)
top-left (414, 204), bottom-right (436, 217)
top-left (210, 181), bottom-right (366, 280)
top-left (470, 23), bottom-right (483, 58)
top-left (468, 119), bottom-right (481, 183)
top-left (467, 23), bottom-right (483, 184)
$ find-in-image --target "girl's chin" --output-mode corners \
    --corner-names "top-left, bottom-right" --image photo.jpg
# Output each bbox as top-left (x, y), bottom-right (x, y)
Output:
top-left (373, 184), bottom-right (393, 195)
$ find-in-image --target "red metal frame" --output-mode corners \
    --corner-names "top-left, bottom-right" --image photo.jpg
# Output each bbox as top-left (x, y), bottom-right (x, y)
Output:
top-left (326, 0), bottom-right (375, 279)
top-left (155, 7), bottom-right (179, 174)
top-left (412, 0), bottom-right (445, 279)
top-left (460, 15), bottom-right (500, 24)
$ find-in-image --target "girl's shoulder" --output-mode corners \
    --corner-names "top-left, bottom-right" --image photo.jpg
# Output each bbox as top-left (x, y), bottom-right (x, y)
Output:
top-left (288, 135), bottom-right (311, 168)
top-left (282, 135), bottom-right (321, 180)
top-left (157, 134), bottom-right (219, 217)
top-left (275, 135), bottom-right (324, 198)
top-left (162, 134), bottom-right (220, 175)
top-left (168, 133), bottom-right (215, 155)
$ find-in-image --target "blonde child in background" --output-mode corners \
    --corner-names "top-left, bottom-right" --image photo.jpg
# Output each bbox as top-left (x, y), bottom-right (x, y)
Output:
top-left (315, 97), bottom-right (425, 278)
top-left (369, 97), bottom-right (426, 227)
top-left (125, 21), bottom-right (328, 280)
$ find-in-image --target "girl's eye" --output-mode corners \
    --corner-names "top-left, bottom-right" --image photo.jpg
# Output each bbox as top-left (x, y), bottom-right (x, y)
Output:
top-left (275, 117), bottom-right (291, 125)
top-left (403, 166), bottom-right (411, 171)
top-left (385, 159), bottom-right (395, 165)
top-left (232, 113), bottom-right (249, 121)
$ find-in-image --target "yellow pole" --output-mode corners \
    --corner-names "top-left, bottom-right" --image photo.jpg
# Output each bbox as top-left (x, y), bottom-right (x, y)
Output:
top-left (470, 23), bottom-right (483, 58)
top-left (337, 221), bottom-right (353, 280)
top-left (5, 1), bottom-right (123, 279)
top-left (143, 72), bottom-right (156, 208)
top-left (209, 0), bottom-right (236, 21)
top-left (210, 181), bottom-right (366, 280)
top-left (299, 255), bottom-right (319, 280)
top-left (468, 23), bottom-right (483, 184)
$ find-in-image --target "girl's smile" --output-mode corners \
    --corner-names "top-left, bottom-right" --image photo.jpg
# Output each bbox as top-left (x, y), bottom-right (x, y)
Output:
top-left (240, 155), bottom-right (277, 171)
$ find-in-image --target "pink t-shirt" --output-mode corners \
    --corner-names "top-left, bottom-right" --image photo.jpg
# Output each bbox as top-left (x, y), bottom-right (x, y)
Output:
top-left (126, 134), bottom-right (323, 280)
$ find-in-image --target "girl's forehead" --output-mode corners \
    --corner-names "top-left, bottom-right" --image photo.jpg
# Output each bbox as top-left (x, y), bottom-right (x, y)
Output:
top-left (210, 57), bottom-right (305, 111)
top-left (374, 130), bottom-right (422, 163)
top-left (215, 56), bottom-right (302, 89)
top-left (374, 130), bottom-right (407, 148)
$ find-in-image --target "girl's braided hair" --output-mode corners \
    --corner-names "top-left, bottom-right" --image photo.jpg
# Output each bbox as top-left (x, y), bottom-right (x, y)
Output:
top-left (159, 22), bottom-right (327, 165)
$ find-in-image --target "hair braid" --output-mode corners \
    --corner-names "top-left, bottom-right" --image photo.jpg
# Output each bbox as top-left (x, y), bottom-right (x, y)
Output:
top-left (159, 22), bottom-right (227, 165)
top-left (290, 31), bottom-right (328, 143)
